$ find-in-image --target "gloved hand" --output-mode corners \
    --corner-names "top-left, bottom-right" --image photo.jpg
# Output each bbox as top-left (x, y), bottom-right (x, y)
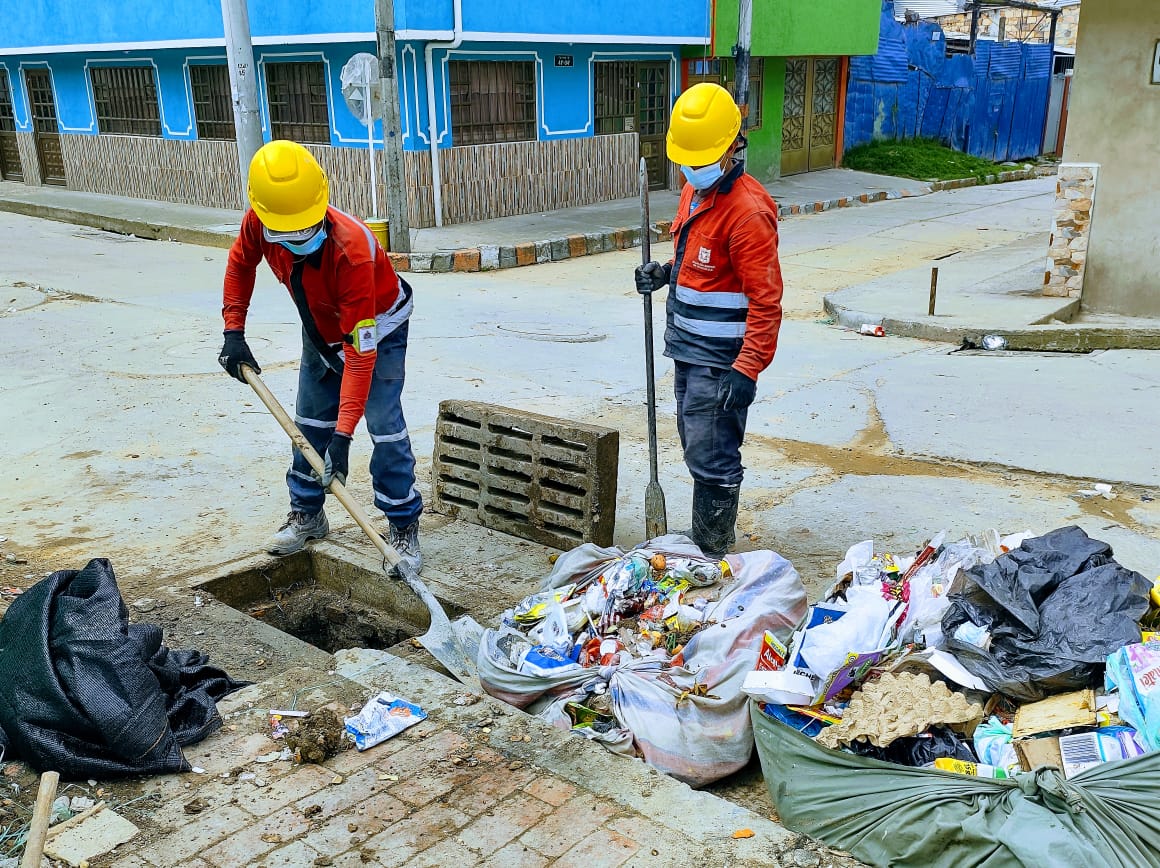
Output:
top-left (717, 368), bottom-right (757, 412)
top-left (319, 432), bottom-right (352, 489)
top-left (635, 261), bottom-right (671, 295)
top-left (218, 330), bottom-right (261, 382)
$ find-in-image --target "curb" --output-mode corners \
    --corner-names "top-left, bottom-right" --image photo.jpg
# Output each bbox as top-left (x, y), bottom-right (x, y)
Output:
top-left (0, 167), bottom-right (1047, 271)
top-left (823, 293), bottom-right (1160, 351)
top-left (0, 197), bottom-right (236, 249)
top-left (387, 169), bottom-right (1044, 274)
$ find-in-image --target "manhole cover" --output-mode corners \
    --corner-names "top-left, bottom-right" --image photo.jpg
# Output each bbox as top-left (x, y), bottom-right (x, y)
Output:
top-left (496, 323), bottom-right (607, 343)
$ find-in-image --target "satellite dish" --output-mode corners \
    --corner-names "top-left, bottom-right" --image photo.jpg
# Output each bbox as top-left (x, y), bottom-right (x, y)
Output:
top-left (340, 52), bottom-right (383, 126)
top-left (339, 52), bottom-right (384, 217)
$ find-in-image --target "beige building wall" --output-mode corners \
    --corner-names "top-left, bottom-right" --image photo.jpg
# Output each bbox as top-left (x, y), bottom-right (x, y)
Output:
top-left (1063, 0), bottom-right (1160, 316)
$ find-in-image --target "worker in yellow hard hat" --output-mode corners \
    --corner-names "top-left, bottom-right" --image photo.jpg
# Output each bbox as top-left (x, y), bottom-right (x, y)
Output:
top-left (218, 140), bottom-right (423, 572)
top-left (634, 82), bottom-right (785, 558)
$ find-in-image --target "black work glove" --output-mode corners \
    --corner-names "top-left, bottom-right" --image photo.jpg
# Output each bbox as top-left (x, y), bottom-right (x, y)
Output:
top-left (717, 368), bottom-right (757, 412)
top-left (319, 432), bottom-right (352, 489)
top-left (635, 261), bottom-right (671, 295)
top-left (218, 330), bottom-right (260, 382)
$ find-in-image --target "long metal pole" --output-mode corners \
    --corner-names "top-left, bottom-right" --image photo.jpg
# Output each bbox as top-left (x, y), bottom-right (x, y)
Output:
top-left (220, 0), bottom-right (264, 203)
top-left (375, 0), bottom-right (412, 252)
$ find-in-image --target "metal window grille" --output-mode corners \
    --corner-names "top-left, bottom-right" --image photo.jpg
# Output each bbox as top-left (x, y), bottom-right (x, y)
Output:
top-left (90, 65), bottom-right (162, 136)
top-left (0, 68), bottom-right (15, 133)
top-left (594, 62), bottom-right (637, 136)
top-left (449, 61), bottom-right (536, 147)
top-left (190, 64), bottom-right (236, 141)
top-left (265, 61), bottom-right (330, 144)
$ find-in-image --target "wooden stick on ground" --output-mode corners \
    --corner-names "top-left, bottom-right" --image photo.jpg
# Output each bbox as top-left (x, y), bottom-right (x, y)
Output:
top-left (20, 770), bottom-right (60, 868)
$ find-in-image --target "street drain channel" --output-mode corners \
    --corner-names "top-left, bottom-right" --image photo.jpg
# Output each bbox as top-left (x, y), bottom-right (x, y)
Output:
top-left (196, 548), bottom-right (464, 659)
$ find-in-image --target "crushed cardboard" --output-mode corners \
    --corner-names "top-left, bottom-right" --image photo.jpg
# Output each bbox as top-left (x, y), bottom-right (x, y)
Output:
top-left (1012, 689), bottom-right (1097, 739)
top-left (817, 671), bottom-right (984, 750)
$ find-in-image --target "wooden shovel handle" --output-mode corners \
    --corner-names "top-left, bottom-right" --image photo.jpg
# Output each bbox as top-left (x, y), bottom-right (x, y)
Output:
top-left (241, 366), bottom-right (401, 568)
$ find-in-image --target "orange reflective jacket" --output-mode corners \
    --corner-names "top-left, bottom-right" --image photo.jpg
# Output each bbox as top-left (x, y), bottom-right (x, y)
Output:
top-left (664, 162), bottom-right (784, 381)
top-left (222, 207), bottom-right (410, 435)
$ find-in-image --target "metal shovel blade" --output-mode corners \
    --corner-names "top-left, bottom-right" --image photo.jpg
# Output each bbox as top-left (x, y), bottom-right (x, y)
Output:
top-left (645, 480), bottom-right (667, 541)
top-left (394, 560), bottom-right (478, 686)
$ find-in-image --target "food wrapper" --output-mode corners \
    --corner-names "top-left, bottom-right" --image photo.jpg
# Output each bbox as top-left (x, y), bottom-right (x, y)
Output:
top-left (344, 691), bottom-right (427, 751)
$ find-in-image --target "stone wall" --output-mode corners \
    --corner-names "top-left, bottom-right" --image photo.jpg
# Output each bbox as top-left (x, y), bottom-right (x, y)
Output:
top-left (936, 5), bottom-right (1081, 51)
top-left (1043, 162), bottom-right (1097, 298)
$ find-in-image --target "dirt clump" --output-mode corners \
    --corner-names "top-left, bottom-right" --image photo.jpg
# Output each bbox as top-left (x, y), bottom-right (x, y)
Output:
top-left (284, 710), bottom-right (351, 764)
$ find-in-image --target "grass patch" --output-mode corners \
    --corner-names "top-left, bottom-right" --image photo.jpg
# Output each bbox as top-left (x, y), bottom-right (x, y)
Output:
top-left (842, 138), bottom-right (1008, 183)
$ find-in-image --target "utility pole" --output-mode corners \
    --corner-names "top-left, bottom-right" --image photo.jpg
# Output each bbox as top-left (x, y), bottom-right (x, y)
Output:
top-left (734, 0), bottom-right (753, 167)
top-left (375, 0), bottom-right (412, 253)
top-left (220, 0), bottom-right (264, 203)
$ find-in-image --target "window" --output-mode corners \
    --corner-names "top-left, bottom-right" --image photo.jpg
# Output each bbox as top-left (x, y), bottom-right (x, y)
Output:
top-left (449, 61), bottom-right (536, 146)
top-left (265, 62), bottom-right (330, 144)
top-left (683, 57), bottom-right (764, 130)
top-left (190, 64), bottom-right (235, 140)
top-left (594, 62), bottom-right (637, 136)
top-left (90, 65), bottom-right (161, 136)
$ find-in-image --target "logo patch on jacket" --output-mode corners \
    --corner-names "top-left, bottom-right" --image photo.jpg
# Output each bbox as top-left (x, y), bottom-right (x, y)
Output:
top-left (354, 319), bottom-right (378, 353)
top-left (697, 246), bottom-right (712, 264)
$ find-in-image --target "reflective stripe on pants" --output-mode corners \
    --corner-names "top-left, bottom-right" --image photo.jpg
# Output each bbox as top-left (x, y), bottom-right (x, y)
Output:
top-left (287, 321), bottom-right (424, 527)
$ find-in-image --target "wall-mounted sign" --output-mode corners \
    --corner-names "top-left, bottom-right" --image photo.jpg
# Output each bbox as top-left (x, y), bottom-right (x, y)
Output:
top-left (1152, 39), bottom-right (1160, 85)
top-left (554, 55), bottom-right (574, 68)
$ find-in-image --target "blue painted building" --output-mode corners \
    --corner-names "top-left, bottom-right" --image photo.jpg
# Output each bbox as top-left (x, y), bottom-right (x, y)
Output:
top-left (0, 0), bottom-right (709, 226)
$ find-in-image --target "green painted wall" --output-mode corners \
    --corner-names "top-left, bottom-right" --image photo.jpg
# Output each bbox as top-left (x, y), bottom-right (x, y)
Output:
top-left (745, 57), bottom-right (786, 183)
top-left (714, 0), bottom-right (881, 57)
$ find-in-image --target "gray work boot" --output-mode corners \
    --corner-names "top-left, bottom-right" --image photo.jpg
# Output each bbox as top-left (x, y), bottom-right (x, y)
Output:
top-left (267, 510), bottom-right (329, 556)
top-left (689, 482), bottom-right (741, 560)
top-left (386, 521), bottom-right (422, 577)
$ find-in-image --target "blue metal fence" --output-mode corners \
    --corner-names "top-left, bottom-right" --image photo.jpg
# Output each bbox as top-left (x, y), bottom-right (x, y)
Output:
top-left (844, 1), bottom-right (1053, 162)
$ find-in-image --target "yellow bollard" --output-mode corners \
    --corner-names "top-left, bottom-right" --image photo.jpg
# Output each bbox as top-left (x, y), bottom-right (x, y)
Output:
top-left (365, 218), bottom-right (389, 252)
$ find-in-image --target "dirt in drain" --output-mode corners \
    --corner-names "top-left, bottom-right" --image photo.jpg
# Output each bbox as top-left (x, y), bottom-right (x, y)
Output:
top-left (249, 586), bottom-right (417, 654)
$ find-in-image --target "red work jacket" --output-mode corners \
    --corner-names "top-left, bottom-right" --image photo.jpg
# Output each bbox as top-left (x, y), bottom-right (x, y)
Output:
top-left (664, 162), bottom-right (784, 380)
top-left (222, 207), bottom-right (409, 435)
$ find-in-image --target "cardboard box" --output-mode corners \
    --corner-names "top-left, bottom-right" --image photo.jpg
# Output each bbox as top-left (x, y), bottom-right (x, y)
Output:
top-left (1012, 689), bottom-right (1096, 739)
top-left (1014, 735), bottom-right (1064, 772)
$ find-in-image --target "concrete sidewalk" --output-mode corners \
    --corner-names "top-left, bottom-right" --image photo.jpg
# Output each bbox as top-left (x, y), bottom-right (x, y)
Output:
top-left (0, 166), bottom-right (1035, 275)
top-left (824, 232), bottom-right (1160, 351)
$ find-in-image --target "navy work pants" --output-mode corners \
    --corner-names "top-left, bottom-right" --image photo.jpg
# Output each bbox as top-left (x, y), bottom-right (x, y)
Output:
top-left (673, 361), bottom-right (747, 487)
top-left (287, 321), bottom-right (423, 528)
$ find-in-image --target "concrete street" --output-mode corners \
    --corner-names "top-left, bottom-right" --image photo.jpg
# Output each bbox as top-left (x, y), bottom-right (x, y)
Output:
top-left (3, 175), bottom-right (1157, 592)
top-left (1, 176), bottom-right (1159, 865)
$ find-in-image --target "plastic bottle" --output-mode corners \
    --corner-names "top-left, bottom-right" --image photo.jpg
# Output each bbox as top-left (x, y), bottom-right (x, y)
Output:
top-left (932, 758), bottom-right (1008, 779)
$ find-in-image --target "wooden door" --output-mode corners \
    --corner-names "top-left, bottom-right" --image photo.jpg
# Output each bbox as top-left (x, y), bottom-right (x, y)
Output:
top-left (637, 62), bottom-right (669, 191)
top-left (24, 68), bottom-right (66, 186)
top-left (780, 57), bottom-right (839, 176)
top-left (0, 68), bottom-right (22, 181)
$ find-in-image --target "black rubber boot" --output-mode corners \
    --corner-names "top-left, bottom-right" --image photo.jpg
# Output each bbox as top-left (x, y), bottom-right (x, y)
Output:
top-left (690, 482), bottom-right (741, 559)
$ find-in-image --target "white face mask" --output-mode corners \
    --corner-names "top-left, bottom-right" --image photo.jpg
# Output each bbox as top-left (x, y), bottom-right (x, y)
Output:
top-left (681, 162), bottom-right (725, 191)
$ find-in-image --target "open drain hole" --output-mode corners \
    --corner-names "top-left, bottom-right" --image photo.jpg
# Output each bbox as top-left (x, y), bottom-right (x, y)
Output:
top-left (251, 587), bottom-right (415, 654)
top-left (196, 550), bottom-right (465, 662)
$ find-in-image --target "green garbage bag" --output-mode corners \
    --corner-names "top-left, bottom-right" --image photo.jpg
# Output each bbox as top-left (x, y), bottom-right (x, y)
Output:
top-left (752, 704), bottom-right (1160, 868)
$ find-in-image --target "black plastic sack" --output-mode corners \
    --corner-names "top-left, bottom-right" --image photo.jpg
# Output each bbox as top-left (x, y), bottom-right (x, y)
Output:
top-left (0, 559), bottom-right (247, 779)
top-left (850, 725), bottom-right (977, 767)
top-left (941, 526), bottom-right (1150, 702)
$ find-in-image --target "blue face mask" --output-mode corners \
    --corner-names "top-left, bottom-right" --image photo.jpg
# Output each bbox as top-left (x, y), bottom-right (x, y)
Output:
top-left (281, 224), bottom-right (327, 256)
top-left (681, 162), bottom-right (725, 191)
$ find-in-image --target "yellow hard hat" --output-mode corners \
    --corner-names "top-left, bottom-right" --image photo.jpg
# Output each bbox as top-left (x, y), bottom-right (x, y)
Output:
top-left (247, 140), bottom-right (329, 232)
top-left (666, 82), bottom-right (742, 166)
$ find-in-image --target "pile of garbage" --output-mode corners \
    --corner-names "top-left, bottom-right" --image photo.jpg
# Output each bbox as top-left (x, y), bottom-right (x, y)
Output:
top-left (476, 535), bottom-right (807, 786)
top-left (749, 525), bottom-right (1160, 868)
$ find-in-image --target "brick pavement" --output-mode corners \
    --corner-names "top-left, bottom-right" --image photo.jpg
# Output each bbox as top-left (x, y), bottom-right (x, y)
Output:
top-left (100, 663), bottom-right (786, 868)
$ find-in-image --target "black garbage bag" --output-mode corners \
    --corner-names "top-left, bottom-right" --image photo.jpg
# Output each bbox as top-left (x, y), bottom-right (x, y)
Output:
top-left (850, 725), bottom-right (978, 768)
top-left (0, 559), bottom-right (248, 779)
top-left (941, 526), bottom-right (1150, 702)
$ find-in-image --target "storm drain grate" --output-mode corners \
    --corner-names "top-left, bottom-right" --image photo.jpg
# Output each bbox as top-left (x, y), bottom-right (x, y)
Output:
top-left (432, 400), bottom-right (619, 548)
